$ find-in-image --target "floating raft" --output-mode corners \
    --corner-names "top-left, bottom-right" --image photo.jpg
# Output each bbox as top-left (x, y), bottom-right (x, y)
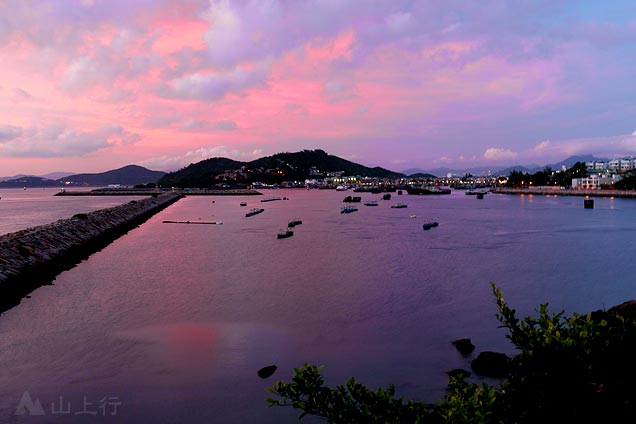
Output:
top-left (163, 220), bottom-right (223, 225)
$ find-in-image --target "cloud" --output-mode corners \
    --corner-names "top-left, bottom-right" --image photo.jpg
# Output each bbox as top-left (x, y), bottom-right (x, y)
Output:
top-left (0, 124), bottom-right (139, 157)
top-left (533, 140), bottom-right (550, 152)
top-left (483, 148), bottom-right (519, 160)
top-left (0, 125), bottom-right (23, 142)
top-left (323, 80), bottom-right (358, 103)
top-left (12, 88), bottom-right (33, 103)
top-left (140, 145), bottom-right (263, 171)
top-left (145, 113), bottom-right (183, 129)
top-left (202, 0), bottom-right (286, 67)
top-left (215, 120), bottom-right (237, 131)
top-left (158, 65), bottom-right (268, 100)
top-left (632, 130), bottom-right (636, 136)
top-left (180, 119), bottom-right (238, 132)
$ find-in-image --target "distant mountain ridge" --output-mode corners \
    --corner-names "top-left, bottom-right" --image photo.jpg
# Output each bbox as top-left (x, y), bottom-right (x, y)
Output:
top-left (0, 165), bottom-right (165, 188)
top-left (402, 155), bottom-right (607, 177)
top-left (158, 149), bottom-right (403, 187)
top-left (60, 165), bottom-right (166, 186)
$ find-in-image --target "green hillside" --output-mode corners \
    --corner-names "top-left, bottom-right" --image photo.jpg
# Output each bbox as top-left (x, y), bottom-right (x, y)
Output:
top-left (158, 149), bottom-right (403, 188)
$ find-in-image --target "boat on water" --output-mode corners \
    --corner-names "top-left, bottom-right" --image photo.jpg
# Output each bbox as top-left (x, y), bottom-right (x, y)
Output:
top-left (341, 206), bottom-right (358, 214)
top-left (397, 190), bottom-right (403, 195)
top-left (287, 218), bottom-right (303, 227)
top-left (422, 221), bottom-right (439, 230)
top-left (261, 197), bottom-right (282, 203)
top-left (245, 208), bottom-right (264, 217)
top-left (364, 201), bottom-right (379, 206)
top-left (406, 186), bottom-right (452, 195)
top-left (335, 185), bottom-right (348, 191)
top-left (353, 187), bottom-right (381, 193)
top-left (409, 214), bottom-right (417, 218)
top-left (391, 203), bottom-right (408, 208)
top-left (343, 196), bottom-right (362, 203)
top-left (382, 193), bottom-right (391, 200)
top-left (240, 202), bottom-right (247, 206)
top-left (465, 190), bottom-right (489, 196)
top-left (277, 229), bottom-right (294, 238)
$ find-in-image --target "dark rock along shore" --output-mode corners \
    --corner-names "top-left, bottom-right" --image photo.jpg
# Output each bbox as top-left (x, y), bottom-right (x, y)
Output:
top-left (0, 192), bottom-right (183, 314)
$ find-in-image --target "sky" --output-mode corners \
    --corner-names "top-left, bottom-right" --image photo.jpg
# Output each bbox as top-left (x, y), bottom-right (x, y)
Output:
top-left (1, 0), bottom-right (636, 175)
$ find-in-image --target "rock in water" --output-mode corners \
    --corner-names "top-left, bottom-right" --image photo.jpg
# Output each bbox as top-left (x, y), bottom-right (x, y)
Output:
top-left (257, 365), bottom-right (277, 379)
top-left (471, 352), bottom-right (510, 378)
top-left (447, 368), bottom-right (471, 379)
top-left (452, 338), bottom-right (476, 355)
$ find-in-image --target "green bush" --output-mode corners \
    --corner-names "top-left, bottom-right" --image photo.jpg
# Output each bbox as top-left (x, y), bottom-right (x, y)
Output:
top-left (266, 283), bottom-right (636, 423)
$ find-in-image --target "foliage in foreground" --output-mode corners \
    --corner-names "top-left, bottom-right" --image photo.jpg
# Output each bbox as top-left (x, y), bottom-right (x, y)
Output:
top-left (266, 283), bottom-right (636, 423)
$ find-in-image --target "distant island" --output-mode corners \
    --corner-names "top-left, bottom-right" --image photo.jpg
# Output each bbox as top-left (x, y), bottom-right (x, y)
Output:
top-left (0, 165), bottom-right (166, 188)
top-left (157, 149), bottom-right (403, 188)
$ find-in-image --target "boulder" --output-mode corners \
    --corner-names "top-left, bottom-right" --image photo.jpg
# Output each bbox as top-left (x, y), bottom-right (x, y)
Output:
top-left (452, 338), bottom-right (475, 355)
top-left (471, 351), bottom-right (510, 378)
top-left (257, 365), bottom-right (277, 379)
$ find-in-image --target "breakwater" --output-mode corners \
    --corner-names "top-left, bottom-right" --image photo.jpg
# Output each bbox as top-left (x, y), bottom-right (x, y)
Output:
top-left (0, 192), bottom-right (182, 314)
top-left (492, 188), bottom-right (636, 198)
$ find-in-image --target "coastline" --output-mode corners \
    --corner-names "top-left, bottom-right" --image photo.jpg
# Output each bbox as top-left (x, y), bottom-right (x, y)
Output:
top-left (54, 188), bottom-right (263, 196)
top-left (0, 192), bottom-right (183, 315)
top-left (491, 187), bottom-right (636, 198)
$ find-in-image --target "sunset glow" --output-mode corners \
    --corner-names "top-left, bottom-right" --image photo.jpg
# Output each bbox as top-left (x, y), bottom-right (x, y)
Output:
top-left (1, 0), bottom-right (635, 175)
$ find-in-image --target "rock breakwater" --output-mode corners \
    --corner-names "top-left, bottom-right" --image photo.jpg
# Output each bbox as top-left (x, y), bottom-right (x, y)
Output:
top-left (0, 192), bottom-right (182, 314)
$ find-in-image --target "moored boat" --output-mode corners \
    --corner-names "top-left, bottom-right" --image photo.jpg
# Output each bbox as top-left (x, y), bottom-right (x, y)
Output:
top-left (341, 206), bottom-right (358, 214)
top-left (245, 208), bottom-right (264, 217)
top-left (422, 221), bottom-right (439, 230)
top-left (240, 202), bottom-right (247, 206)
top-left (343, 196), bottom-right (362, 203)
top-left (364, 200), bottom-right (379, 206)
top-left (277, 229), bottom-right (294, 238)
top-left (287, 218), bottom-right (303, 227)
top-left (406, 186), bottom-right (451, 195)
top-left (391, 203), bottom-right (407, 208)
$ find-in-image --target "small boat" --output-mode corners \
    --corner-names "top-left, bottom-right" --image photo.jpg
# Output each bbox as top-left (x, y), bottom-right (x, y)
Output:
top-left (466, 190), bottom-right (488, 196)
top-left (364, 201), bottom-right (379, 206)
top-left (245, 208), bottom-right (264, 217)
top-left (409, 214), bottom-right (417, 218)
top-left (288, 218), bottom-right (303, 227)
top-left (382, 193), bottom-right (391, 200)
top-left (240, 202), bottom-right (247, 206)
top-left (261, 197), bottom-right (282, 203)
top-left (397, 190), bottom-right (403, 195)
top-left (343, 196), bottom-right (362, 203)
top-left (336, 185), bottom-right (347, 191)
top-left (406, 186), bottom-right (451, 195)
top-left (341, 206), bottom-right (358, 214)
top-left (277, 229), bottom-right (294, 238)
top-left (391, 203), bottom-right (407, 209)
top-left (422, 221), bottom-right (439, 230)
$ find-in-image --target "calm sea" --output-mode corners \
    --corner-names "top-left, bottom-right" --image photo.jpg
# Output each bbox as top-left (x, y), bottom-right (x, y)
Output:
top-left (1, 189), bottom-right (635, 423)
top-left (0, 188), bottom-right (146, 235)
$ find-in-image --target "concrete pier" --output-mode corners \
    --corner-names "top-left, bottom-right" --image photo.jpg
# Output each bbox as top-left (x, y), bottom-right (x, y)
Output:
top-left (0, 192), bottom-right (183, 314)
top-left (491, 188), bottom-right (636, 199)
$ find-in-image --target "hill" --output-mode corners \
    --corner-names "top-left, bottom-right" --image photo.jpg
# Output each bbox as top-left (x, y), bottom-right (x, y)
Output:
top-left (60, 165), bottom-right (166, 186)
top-left (158, 149), bottom-right (403, 188)
top-left (408, 173), bottom-right (438, 179)
top-left (0, 176), bottom-right (63, 188)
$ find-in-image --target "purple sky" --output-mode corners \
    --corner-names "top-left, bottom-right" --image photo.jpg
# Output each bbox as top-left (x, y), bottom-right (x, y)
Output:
top-left (1, 0), bottom-right (635, 174)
